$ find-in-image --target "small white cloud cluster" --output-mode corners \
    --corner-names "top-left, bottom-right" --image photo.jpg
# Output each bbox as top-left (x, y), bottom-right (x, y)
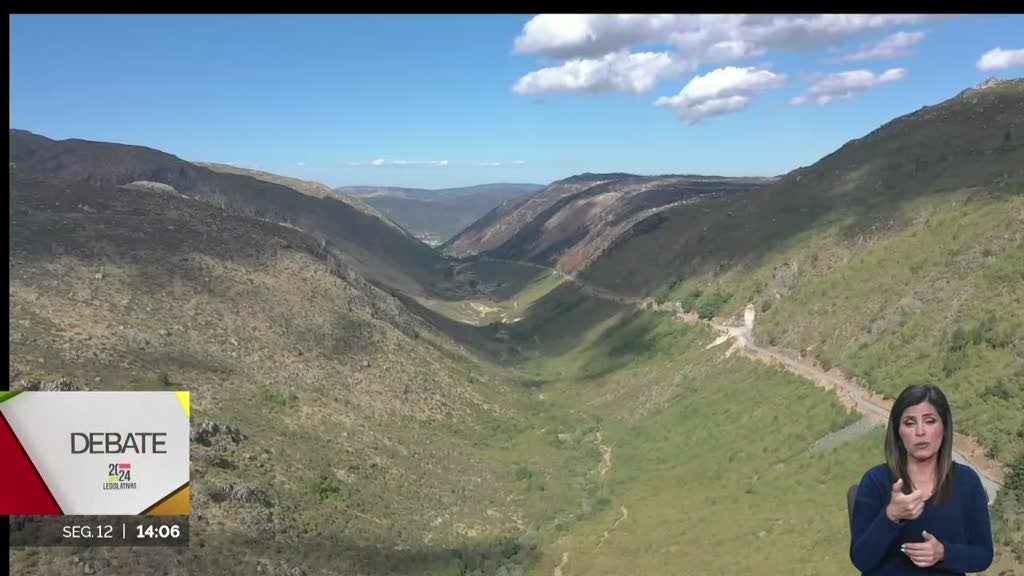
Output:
top-left (346, 159), bottom-right (527, 168)
top-left (834, 31), bottom-right (925, 62)
top-left (791, 68), bottom-right (905, 106)
top-left (513, 51), bottom-right (693, 95)
top-left (348, 158), bottom-right (449, 167)
top-left (976, 47), bottom-right (1024, 71)
top-left (654, 66), bottom-right (786, 124)
top-left (476, 160), bottom-right (527, 167)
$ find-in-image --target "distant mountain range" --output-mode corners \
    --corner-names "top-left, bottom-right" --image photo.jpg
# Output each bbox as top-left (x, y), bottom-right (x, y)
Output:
top-left (337, 183), bottom-right (544, 245)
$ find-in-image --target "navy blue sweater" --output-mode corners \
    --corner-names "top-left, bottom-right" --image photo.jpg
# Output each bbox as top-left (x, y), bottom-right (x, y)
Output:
top-left (850, 462), bottom-right (993, 575)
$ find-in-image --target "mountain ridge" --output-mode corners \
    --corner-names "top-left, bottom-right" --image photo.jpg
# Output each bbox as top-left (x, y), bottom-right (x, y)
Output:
top-left (8, 129), bottom-right (453, 296)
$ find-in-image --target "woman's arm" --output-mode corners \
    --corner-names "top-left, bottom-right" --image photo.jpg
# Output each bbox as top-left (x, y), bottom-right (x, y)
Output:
top-left (850, 469), bottom-right (903, 572)
top-left (934, 468), bottom-right (994, 573)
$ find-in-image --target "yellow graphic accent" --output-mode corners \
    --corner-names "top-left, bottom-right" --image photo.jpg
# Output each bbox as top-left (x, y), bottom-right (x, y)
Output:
top-left (174, 391), bottom-right (190, 419)
top-left (144, 484), bottom-right (190, 515)
top-left (0, 391), bottom-right (22, 403)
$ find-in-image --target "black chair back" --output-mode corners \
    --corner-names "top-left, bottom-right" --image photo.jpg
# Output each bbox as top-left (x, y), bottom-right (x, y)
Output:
top-left (847, 483), bottom-right (858, 531)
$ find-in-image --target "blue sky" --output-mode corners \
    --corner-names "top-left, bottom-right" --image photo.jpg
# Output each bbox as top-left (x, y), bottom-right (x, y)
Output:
top-left (10, 14), bottom-right (1024, 189)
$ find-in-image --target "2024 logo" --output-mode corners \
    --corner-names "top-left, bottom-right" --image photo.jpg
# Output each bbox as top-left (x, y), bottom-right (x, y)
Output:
top-left (108, 462), bottom-right (131, 482)
top-left (103, 462), bottom-right (137, 490)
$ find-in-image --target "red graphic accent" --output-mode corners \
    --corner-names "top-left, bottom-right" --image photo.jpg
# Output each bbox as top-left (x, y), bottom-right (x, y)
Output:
top-left (118, 463), bottom-right (131, 469)
top-left (0, 412), bottom-right (63, 514)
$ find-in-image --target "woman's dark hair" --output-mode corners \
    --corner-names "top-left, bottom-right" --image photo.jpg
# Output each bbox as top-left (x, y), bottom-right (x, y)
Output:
top-left (885, 383), bottom-right (955, 503)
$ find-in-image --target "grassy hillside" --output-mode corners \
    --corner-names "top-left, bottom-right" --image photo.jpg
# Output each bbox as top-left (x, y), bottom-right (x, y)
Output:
top-left (562, 80), bottom-right (1023, 459)
top-left (8, 130), bottom-right (453, 297)
top-left (7, 172), bottom-right (602, 576)
top-left (583, 79), bottom-right (1023, 299)
top-left (499, 303), bottom-right (1023, 574)
top-left (408, 262), bottom-right (562, 328)
top-left (514, 310), bottom-right (864, 576)
top-left (633, 80), bottom-right (1024, 462)
top-left (420, 79), bottom-right (1024, 572)
top-left (569, 80), bottom-right (1024, 568)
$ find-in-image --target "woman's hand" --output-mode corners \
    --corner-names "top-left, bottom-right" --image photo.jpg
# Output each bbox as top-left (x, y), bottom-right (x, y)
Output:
top-left (885, 478), bottom-right (928, 522)
top-left (901, 530), bottom-right (945, 568)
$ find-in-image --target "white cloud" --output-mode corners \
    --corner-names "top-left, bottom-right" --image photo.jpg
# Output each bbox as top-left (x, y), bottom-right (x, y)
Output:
top-left (835, 31), bottom-right (925, 62)
top-left (296, 161), bottom-right (306, 167)
top-left (513, 14), bottom-right (682, 59)
top-left (512, 51), bottom-right (693, 95)
top-left (476, 160), bottom-right (528, 167)
top-left (654, 66), bottom-right (786, 124)
top-left (514, 14), bottom-right (933, 61)
top-left (512, 14), bottom-right (936, 100)
top-left (792, 68), bottom-right (906, 106)
top-left (977, 47), bottom-right (1024, 71)
top-left (347, 158), bottom-right (449, 167)
top-left (705, 40), bottom-right (765, 62)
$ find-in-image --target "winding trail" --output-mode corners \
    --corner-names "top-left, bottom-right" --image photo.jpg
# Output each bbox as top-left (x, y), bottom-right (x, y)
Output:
top-left (659, 301), bottom-right (1004, 504)
top-left (594, 431), bottom-right (613, 476)
top-left (595, 506), bottom-right (629, 549)
top-left (553, 552), bottom-right (569, 576)
top-left (478, 259), bottom-right (1007, 503)
top-left (809, 417), bottom-right (879, 454)
top-left (591, 431), bottom-right (629, 549)
top-left (512, 265), bottom-right (1007, 574)
top-left (549, 426), bottom-right (621, 574)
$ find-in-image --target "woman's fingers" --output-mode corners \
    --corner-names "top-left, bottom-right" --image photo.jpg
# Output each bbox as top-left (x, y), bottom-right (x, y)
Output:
top-left (892, 488), bottom-right (928, 519)
top-left (904, 550), bottom-right (933, 565)
top-left (902, 542), bottom-right (938, 567)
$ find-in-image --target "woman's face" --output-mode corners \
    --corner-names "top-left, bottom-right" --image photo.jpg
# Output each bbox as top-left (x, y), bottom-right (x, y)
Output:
top-left (898, 401), bottom-right (944, 462)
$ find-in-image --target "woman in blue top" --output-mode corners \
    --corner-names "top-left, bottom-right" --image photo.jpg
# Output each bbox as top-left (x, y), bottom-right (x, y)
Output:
top-left (850, 383), bottom-right (993, 575)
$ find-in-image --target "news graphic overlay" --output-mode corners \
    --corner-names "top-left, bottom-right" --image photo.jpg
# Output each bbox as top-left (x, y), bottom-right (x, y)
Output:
top-left (1, 391), bottom-right (190, 546)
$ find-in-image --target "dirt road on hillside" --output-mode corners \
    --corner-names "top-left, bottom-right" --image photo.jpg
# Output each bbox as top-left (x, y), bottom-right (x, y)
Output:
top-left (478, 259), bottom-right (1006, 501)
top-left (655, 301), bottom-right (1005, 504)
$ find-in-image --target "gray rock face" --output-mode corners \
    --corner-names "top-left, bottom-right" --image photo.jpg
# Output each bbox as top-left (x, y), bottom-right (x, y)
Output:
top-left (191, 420), bottom-right (247, 446)
top-left (20, 377), bottom-right (84, 391)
